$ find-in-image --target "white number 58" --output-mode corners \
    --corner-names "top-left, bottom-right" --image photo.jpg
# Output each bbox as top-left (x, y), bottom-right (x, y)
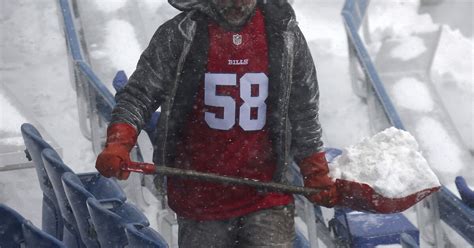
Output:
top-left (204, 73), bottom-right (268, 131)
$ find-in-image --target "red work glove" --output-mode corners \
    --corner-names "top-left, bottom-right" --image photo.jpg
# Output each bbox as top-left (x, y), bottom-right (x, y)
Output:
top-left (95, 123), bottom-right (137, 180)
top-left (299, 152), bottom-right (340, 208)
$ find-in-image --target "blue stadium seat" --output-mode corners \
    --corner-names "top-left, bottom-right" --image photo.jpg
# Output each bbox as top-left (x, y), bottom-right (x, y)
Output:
top-left (62, 172), bottom-right (126, 248)
top-left (22, 220), bottom-right (65, 248)
top-left (0, 204), bottom-right (26, 247)
top-left (438, 186), bottom-right (474, 244)
top-left (112, 70), bottom-right (128, 93)
top-left (21, 123), bottom-right (63, 239)
top-left (455, 176), bottom-right (474, 208)
top-left (325, 147), bottom-right (343, 162)
top-left (400, 232), bottom-right (419, 248)
top-left (62, 172), bottom-right (99, 248)
top-left (43, 146), bottom-right (128, 248)
top-left (87, 197), bottom-right (150, 247)
top-left (125, 224), bottom-right (168, 248)
top-left (42, 148), bottom-right (83, 248)
top-left (294, 228), bottom-right (310, 248)
top-left (73, 172), bottom-right (126, 202)
top-left (330, 209), bottom-right (419, 247)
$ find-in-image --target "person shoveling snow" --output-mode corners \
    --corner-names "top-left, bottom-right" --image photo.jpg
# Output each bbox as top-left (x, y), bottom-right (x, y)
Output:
top-left (122, 127), bottom-right (440, 214)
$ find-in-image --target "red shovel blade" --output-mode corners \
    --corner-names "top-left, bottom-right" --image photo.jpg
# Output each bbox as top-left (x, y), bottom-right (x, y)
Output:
top-left (336, 179), bottom-right (440, 213)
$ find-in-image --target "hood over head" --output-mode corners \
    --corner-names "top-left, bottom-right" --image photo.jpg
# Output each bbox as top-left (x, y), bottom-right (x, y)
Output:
top-left (168, 0), bottom-right (216, 17)
top-left (168, 0), bottom-right (258, 31)
top-left (168, 0), bottom-right (295, 32)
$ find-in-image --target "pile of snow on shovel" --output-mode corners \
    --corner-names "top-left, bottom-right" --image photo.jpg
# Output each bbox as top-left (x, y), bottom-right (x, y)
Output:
top-left (329, 127), bottom-right (441, 198)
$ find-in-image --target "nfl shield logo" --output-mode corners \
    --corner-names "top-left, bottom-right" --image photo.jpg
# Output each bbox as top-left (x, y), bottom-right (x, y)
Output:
top-left (233, 34), bottom-right (243, 46)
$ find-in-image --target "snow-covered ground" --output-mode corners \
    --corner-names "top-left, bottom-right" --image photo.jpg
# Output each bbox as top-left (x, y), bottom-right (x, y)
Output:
top-left (0, 0), bottom-right (472, 246)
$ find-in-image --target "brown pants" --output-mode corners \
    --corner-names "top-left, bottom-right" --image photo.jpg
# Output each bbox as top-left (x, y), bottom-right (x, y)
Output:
top-left (177, 204), bottom-right (295, 248)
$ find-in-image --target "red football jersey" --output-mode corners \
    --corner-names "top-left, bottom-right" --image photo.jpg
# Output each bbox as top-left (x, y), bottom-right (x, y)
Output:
top-left (168, 9), bottom-right (292, 221)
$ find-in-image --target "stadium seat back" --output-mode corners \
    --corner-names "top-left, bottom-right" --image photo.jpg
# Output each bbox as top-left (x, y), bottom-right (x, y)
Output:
top-left (125, 224), bottom-right (168, 248)
top-left (0, 204), bottom-right (26, 247)
top-left (81, 173), bottom-right (127, 202)
top-left (400, 233), bottom-right (419, 248)
top-left (455, 176), bottom-right (474, 208)
top-left (20, 123), bottom-right (63, 238)
top-left (42, 148), bottom-right (83, 248)
top-left (22, 220), bottom-right (65, 248)
top-left (62, 172), bottom-right (100, 248)
top-left (87, 198), bottom-right (149, 247)
top-left (294, 228), bottom-right (310, 248)
top-left (62, 170), bottom-right (127, 248)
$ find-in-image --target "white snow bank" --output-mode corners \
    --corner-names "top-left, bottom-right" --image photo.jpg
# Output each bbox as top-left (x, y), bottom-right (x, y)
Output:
top-left (432, 25), bottom-right (473, 93)
top-left (430, 25), bottom-right (473, 150)
top-left (103, 19), bottom-right (142, 77)
top-left (392, 77), bottom-right (434, 112)
top-left (369, 0), bottom-right (438, 40)
top-left (0, 92), bottom-right (27, 134)
top-left (329, 127), bottom-right (440, 198)
top-left (92, 0), bottom-right (127, 13)
top-left (415, 117), bottom-right (464, 174)
top-left (390, 36), bottom-right (427, 61)
top-left (292, 1), bottom-right (347, 57)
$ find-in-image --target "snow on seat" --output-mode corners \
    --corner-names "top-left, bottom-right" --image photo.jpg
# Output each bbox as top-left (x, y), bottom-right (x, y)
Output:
top-left (62, 171), bottom-right (126, 248)
top-left (0, 204), bottom-right (26, 247)
top-left (86, 197), bottom-right (149, 247)
top-left (330, 209), bottom-right (419, 247)
top-left (125, 224), bottom-right (169, 248)
top-left (22, 220), bottom-right (66, 248)
top-left (20, 123), bottom-right (64, 239)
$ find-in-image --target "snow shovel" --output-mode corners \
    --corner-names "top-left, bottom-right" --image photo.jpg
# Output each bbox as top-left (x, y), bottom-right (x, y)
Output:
top-left (122, 161), bottom-right (440, 214)
top-left (333, 179), bottom-right (440, 213)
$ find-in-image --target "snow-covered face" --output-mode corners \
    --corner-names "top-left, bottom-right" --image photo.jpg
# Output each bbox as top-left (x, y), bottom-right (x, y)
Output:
top-left (211, 0), bottom-right (257, 29)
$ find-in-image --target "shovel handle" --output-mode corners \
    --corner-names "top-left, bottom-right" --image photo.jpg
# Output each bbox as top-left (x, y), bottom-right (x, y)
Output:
top-left (122, 161), bottom-right (321, 196)
top-left (122, 161), bottom-right (156, 174)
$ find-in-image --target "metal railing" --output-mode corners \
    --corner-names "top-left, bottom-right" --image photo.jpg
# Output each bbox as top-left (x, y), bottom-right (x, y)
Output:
top-left (57, 0), bottom-right (114, 154)
top-left (342, 0), bottom-right (405, 130)
top-left (56, 0), bottom-right (176, 244)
